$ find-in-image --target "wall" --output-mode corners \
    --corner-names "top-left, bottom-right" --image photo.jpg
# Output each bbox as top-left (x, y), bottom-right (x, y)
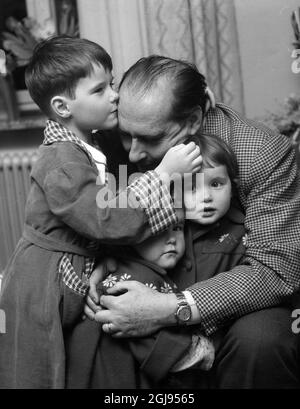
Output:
top-left (77, 0), bottom-right (149, 84)
top-left (235, 0), bottom-right (300, 119)
top-left (77, 0), bottom-right (300, 121)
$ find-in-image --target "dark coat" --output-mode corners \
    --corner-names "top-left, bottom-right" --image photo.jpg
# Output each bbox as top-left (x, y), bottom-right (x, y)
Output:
top-left (66, 257), bottom-right (192, 389)
top-left (0, 141), bottom-right (154, 389)
top-left (66, 204), bottom-right (245, 389)
top-left (172, 203), bottom-right (246, 290)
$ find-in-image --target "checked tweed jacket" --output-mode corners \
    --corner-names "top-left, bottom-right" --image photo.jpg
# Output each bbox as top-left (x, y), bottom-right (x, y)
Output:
top-left (98, 103), bottom-right (300, 336)
top-left (189, 103), bottom-right (300, 335)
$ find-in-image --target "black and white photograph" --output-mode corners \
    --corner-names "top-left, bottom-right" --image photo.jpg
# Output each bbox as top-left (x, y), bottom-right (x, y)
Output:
top-left (0, 0), bottom-right (300, 393)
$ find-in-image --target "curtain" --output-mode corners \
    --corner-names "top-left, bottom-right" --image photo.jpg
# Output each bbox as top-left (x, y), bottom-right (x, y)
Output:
top-left (77, 0), bottom-right (245, 113)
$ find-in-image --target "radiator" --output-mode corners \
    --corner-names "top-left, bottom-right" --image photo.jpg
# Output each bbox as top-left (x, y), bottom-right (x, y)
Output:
top-left (0, 149), bottom-right (37, 273)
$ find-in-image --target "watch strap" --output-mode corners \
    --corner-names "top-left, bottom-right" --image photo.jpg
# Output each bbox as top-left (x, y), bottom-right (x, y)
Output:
top-left (174, 292), bottom-right (192, 325)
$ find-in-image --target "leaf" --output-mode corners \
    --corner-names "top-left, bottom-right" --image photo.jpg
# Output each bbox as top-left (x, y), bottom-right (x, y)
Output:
top-left (2, 31), bottom-right (24, 46)
top-left (2, 39), bottom-right (33, 61)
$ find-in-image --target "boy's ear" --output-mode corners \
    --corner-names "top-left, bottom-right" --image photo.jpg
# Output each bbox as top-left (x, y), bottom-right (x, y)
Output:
top-left (50, 96), bottom-right (71, 118)
top-left (185, 106), bottom-right (203, 135)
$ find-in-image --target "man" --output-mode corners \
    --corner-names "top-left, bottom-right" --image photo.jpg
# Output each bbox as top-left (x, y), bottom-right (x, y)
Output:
top-left (90, 56), bottom-right (300, 388)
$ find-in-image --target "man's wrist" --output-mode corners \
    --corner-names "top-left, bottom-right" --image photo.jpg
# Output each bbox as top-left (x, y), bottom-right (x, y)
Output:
top-left (174, 292), bottom-right (192, 325)
top-left (157, 291), bottom-right (201, 328)
top-left (182, 290), bottom-right (201, 324)
top-left (158, 292), bottom-right (178, 326)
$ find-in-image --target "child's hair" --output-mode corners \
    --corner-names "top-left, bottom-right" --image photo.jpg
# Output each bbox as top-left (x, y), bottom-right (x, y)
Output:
top-left (25, 35), bottom-right (112, 116)
top-left (193, 133), bottom-right (239, 191)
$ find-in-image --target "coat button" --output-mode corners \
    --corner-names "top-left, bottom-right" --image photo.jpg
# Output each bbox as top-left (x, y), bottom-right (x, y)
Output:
top-left (184, 259), bottom-right (193, 271)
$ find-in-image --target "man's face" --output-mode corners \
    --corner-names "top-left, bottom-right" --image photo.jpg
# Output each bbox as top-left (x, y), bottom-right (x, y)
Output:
top-left (118, 83), bottom-right (188, 171)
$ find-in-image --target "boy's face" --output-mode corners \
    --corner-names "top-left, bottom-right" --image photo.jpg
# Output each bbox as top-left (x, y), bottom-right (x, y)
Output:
top-left (134, 217), bottom-right (185, 270)
top-left (67, 63), bottom-right (118, 135)
top-left (184, 165), bottom-right (232, 225)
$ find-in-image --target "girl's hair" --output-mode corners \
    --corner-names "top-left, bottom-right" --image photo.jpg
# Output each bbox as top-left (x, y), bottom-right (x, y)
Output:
top-left (119, 55), bottom-right (208, 123)
top-left (25, 35), bottom-right (112, 116)
top-left (194, 133), bottom-right (239, 191)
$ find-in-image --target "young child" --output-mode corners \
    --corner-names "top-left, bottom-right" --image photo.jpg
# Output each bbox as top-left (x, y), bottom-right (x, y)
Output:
top-left (0, 35), bottom-right (201, 389)
top-left (165, 133), bottom-right (247, 388)
top-left (66, 209), bottom-right (215, 389)
top-left (173, 132), bottom-right (246, 291)
top-left (73, 133), bottom-right (247, 389)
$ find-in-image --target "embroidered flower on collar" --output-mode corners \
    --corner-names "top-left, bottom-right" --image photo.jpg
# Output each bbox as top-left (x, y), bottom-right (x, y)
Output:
top-left (145, 283), bottom-right (157, 291)
top-left (219, 233), bottom-right (230, 243)
top-left (102, 274), bottom-right (118, 288)
top-left (242, 233), bottom-right (248, 246)
top-left (120, 273), bottom-right (131, 281)
top-left (160, 282), bottom-right (174, 293)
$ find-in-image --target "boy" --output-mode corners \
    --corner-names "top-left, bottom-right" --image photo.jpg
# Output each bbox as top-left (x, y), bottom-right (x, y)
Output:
top-left (0, 35), bottom-right (201, 389)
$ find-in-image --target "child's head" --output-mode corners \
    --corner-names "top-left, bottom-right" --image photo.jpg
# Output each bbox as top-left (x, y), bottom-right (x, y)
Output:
top-left (133, 209), bottom-right (185, 270)
top-left (184, 133), bottom-right (239, 225)
top-left (25, 35), bottom-right (118, 136)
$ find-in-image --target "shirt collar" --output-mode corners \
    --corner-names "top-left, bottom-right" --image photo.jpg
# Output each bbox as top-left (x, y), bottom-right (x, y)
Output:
top-left (81, 140), bottom-right (106, 166)
top-left (43, 120), bottom-right (107, 181)
top-left (44, 119), bottom-right (84, 147)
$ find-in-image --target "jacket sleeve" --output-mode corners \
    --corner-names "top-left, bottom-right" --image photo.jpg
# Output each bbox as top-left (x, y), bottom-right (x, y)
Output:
top-left (187, 132), bottom-right (300, 335)
top-left (43, 154), bottom-right (177, 245)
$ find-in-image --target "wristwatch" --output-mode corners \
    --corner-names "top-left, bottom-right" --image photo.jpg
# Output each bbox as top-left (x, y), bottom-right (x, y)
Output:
top-left (174, 292), bottom-right (192, 325)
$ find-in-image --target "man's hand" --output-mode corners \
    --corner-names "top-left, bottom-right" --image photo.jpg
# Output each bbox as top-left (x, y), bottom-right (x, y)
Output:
top-left (84, 257), bottom-right (118, 320)
top-left (94, 281), bottom-right (178, 338)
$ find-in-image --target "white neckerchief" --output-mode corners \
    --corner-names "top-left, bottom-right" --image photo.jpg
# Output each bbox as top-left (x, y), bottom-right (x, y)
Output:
top-left (81, 140), bottom-right (107, 185)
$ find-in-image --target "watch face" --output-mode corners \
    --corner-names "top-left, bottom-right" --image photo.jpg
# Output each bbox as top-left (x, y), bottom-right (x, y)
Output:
top-left (178, 305), bottom-right (191, 322)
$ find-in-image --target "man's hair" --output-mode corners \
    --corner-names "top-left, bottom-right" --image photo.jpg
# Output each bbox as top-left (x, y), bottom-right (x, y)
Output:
top-left (119, 55), bottom-right (208, 123)
top-left (196, 133), bottom-right (239, 190)
top-left (25, 35), bottom-right (112, 116)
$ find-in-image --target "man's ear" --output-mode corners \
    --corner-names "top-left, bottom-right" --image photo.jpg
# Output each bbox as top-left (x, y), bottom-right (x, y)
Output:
top-left (186, 106), bottom-right (203, 135)
top-left (50, 96), bottom-right (71, 119)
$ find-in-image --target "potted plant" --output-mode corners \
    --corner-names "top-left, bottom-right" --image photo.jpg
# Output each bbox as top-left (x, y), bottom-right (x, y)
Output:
top-left (0, 48), bottom-right (19, 121)
top-left (262, 9), bottom-right (300, 161)
top-left (1, 0), bottom-right (79, 115)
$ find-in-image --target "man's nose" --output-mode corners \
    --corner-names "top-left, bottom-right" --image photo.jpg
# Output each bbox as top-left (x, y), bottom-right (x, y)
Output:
top-left (128, 139), bottom-right (146, 163)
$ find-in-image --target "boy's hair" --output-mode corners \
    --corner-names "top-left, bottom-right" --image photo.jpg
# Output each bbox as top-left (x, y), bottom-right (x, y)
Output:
top-left (25, 35), bottom-right (112, 116)
top-left (194, 133), bottom-right (239, 190)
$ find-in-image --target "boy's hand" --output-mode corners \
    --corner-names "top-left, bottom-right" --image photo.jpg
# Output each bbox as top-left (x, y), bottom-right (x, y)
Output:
top-left (84, 257), bottom-right (118, 320)
top-left (155, 142), bottom-right (202, 183)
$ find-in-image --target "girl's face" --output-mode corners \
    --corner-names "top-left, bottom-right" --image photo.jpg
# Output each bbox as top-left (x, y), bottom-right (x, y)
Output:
top-left (67, 63), bottom-right (119, 139)
top-left (134, 216), bottom-right (185, 271)
top-left (184, 165), bottom-right (232, 225)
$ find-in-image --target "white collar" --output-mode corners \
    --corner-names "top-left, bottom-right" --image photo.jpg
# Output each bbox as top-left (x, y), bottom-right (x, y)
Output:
top-left (81, 140), bottom-right (107, 185)
top-left (81, 140), bottom-right (107, 165)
